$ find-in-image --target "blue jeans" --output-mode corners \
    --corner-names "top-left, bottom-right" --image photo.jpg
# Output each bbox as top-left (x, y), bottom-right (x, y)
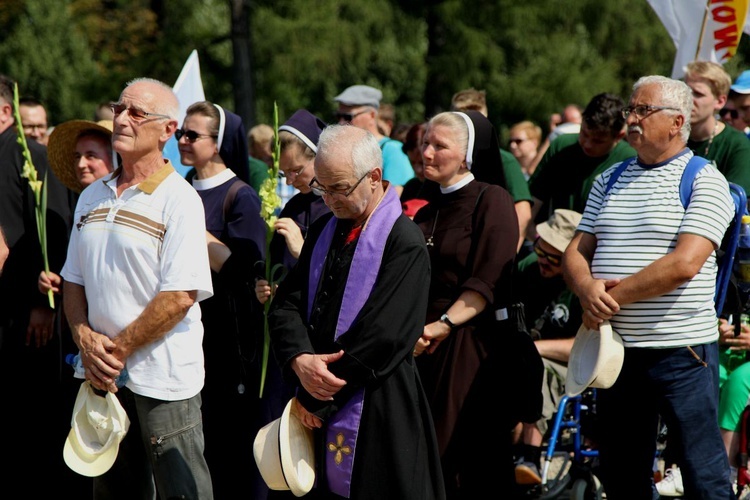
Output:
top-left (597, 342), bottom-right (733, 500)
top-left (93, 387), bottom-right (213, 500)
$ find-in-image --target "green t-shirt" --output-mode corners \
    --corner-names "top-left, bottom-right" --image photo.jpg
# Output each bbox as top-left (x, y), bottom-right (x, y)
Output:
top-left (529, 134), bottom-right (636, 222)
top-left (248, 156), bottom-right (271, 194)
top-left (499, 148), bottom-right (532, 203)
top-left (688, 125), bottom-right (750, 195)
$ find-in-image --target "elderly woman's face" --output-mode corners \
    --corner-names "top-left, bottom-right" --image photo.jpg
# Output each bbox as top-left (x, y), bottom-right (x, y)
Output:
top-left (421, 124), bottom-right (466, 186)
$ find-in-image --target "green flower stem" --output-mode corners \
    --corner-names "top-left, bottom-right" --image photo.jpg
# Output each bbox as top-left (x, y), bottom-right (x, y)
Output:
top-left (258, 102), bottom-right (282, 398)
top-left (12, 83), bottom-right (53, 309)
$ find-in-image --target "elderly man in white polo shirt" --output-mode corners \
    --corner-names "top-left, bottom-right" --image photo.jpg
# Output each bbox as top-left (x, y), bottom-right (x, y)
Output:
top-left (62, 78), bottom-right (214, 499)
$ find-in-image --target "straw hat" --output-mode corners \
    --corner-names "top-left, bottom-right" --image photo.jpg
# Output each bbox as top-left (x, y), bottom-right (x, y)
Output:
top-left (253, 397), bottom-right (315, 497)
top-left (536, 209), bottom-right (583, 253)
top-left (566, 320), bottom-right (625, 396)
top-left (63, 381), bottom-right (130, 477)
top-left (47, 120), bottom-right (113, 193)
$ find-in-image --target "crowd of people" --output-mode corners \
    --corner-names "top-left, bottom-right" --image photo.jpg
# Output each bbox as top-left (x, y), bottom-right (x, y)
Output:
top-left (3, 60), bottom-right (750, 499)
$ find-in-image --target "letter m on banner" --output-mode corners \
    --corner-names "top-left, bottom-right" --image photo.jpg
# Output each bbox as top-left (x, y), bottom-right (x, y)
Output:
top-left (647, 0), bottom-right (750, 79)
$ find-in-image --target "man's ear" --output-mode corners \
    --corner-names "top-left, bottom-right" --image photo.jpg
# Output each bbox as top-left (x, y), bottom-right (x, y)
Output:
top-left (672, 114), bottom-right (685, 136)
top-left (0, 101), bottom-right (13, 128)
top-left (162, 119), bottom-right (178, 142)
top-left (370, 167), bottom-right (383, 184)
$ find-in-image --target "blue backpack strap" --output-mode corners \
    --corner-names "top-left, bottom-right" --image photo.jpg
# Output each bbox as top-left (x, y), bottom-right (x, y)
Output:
top-left (604, 156), bottom-right (636, 195)
top-left (679, 155), bottom-right (710, 209)
top-left (605, 154), bottom-right (709, 209)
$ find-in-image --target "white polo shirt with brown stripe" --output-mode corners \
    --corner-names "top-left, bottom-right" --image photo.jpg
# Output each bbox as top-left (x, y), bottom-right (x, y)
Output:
top-left (62, 161), bottom-right (213, 401)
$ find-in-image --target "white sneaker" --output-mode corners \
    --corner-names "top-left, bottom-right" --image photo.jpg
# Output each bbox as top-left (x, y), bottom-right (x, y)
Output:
top-left (656, 466), bottom-right (684, 497)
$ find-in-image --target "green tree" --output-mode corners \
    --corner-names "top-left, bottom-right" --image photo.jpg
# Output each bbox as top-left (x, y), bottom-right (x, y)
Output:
top-left (250, 0), bottom-right (427, 126)
top-left (0, 0), bottom-right (100, 122)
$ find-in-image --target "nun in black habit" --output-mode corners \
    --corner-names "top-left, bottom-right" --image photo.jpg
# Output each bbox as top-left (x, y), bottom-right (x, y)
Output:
top-left (413, 110), bottom-right (544, 498)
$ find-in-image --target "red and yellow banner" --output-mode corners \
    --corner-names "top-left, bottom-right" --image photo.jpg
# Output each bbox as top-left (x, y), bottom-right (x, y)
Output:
top-left (648, 0), bottom-right (749, 78)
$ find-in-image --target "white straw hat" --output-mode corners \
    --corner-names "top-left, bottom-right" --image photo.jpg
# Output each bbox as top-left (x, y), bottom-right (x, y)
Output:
top-left (253, 397), bottom-right (315, 497)
top-left (63, 381), bottom-right (130, 477)
top-left (566, 320), bottom-right (625, 396)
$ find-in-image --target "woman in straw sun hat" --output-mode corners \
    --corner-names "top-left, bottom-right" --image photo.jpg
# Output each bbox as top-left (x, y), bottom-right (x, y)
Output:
top-left (47, 119), bottom-right (115, 195)
top-left (38, 120), bottom-right (115, 302)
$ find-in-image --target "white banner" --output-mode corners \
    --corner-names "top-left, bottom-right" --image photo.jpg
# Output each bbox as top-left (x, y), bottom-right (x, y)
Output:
top-left (163, 49), bottom-right (206, 177)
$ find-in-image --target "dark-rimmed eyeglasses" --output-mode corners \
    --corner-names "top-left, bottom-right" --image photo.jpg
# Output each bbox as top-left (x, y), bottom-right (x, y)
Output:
top-left (309, 171), bottom-right (371, 198)
top-left (110, 103), bottom-right (171, 122)
top-left (533, 239), bottom-right (563, 267)
top-left (278, 164), bottom-right (307, 179)
top-left (509, 138), bottom-right (527, 145)
top-left (175, 128), bottom-right (217, 143)
top-left (621, 104), bottom-right (680, 120)
top-left (720, 108), bottom-right (740, 119)
top-left (334, 110), bottom-right (369, 123)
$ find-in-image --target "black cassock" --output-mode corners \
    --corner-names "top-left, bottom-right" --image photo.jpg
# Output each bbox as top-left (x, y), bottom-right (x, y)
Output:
top-left (269, 212), bottom-right (446, 500)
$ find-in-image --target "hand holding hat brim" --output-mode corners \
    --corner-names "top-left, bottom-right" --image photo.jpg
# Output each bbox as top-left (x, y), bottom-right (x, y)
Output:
top-left (566, 320), bottom-right (624, 396)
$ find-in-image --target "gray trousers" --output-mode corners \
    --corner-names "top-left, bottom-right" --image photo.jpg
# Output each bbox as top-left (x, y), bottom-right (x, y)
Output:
top-left (94, 387), bottom-right (214, 500)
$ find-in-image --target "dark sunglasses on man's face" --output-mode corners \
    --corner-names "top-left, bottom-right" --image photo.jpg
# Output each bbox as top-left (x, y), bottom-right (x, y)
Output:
top-left (333, 110), bottom-right (369, 123)
top-left (533, 240), bottom-right (563, 267)
top-left (720, 108), bottom-right (740, 119)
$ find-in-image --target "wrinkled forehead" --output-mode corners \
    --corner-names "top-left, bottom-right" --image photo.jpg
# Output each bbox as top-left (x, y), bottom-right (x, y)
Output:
top-left (120, 82), bottom-right (160, 108)
top-left (314, 153), bottom-right (354, 183)
top-left (630, 84), bottom-right (662, 105)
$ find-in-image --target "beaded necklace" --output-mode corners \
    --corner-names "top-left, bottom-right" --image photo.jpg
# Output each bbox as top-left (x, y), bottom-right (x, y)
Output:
top-left (704, 120), bottom-right (718, 156)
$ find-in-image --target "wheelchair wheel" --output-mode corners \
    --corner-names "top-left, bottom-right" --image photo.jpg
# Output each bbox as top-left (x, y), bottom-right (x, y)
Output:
top-left (537, 452), bottom-right (573, 499)
top-left (569, 475), bottom-right (604, 500)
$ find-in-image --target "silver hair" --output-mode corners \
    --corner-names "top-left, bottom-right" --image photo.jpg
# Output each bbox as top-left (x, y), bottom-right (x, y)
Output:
top-left (632, 75), bottom-right (692, 142)
top-left (123, 77), bottom-right (179, 119)
top-left (317, 124), bottom-right (382, 178)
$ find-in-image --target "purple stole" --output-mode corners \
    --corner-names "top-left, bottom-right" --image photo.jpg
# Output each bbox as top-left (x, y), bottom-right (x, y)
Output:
top-left (307, 186), bottom-right (401, 498)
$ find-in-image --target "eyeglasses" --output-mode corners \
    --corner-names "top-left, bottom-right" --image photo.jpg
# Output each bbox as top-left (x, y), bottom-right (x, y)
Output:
top-left (533, 239), bottom-right (563, 267)
top-left (720, 108), bottom-right (740, 119)
top-left (508, 138), bottom-right (527, 145)
top-left (621, 104), bottom-right (680, 120)
top-left (110, 103), bottom-right (171, 122)
top-left (278, 164), bottom-right (307, 179)
top-left (175, 128), bottom-right (217, 143)
top-left (309, 171), bottom-right (371, 197)
top-left (334, 110), bottom-right (369, 122)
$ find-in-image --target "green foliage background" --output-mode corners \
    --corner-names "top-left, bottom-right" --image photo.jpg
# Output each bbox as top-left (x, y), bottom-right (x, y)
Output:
top-left (1, 0), bottom-right (749, 141)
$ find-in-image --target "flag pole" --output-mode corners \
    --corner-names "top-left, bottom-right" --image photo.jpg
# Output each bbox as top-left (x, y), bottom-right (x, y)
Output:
top-left (694, 0), bottom-right (712, 61)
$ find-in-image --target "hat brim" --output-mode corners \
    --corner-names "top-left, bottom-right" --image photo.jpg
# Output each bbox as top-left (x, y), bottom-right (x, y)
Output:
top-left (254, 397), bottom-right (315, 496)
top-left (47, 120), bottom-right (113, 194)
top-left (566, 321), bottom-right (624, 396)
top-left (63, 381), bottom-right (129, 477)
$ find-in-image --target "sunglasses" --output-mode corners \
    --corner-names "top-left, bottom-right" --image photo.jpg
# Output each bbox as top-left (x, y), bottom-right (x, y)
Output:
top-left (334, 110), bottom-right (369, 122)
top-left (533, 239), bottom-right (563, 266)
top-left (175, 128), bottom-right (217, 143)
top-left (508, 138), bottom-right (527, 145)
top-left (110, 103), bottom-right (171, 121)
top-left (720, 108), bottom-right (739, 119)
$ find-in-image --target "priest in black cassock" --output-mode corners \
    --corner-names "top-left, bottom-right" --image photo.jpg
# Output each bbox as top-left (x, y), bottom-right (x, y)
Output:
top-left (268, 124), bottom-right (446, 500)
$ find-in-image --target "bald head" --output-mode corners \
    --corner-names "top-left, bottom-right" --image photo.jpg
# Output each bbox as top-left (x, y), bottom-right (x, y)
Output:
top-left (122, 78), bottom-right (179, 119)
top-left (562, 104), bottom-right (582, 124)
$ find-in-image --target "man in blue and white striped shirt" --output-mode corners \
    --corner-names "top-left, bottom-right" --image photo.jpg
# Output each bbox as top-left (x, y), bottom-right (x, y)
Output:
top-left (564, 75), bottom-right (734, 499)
